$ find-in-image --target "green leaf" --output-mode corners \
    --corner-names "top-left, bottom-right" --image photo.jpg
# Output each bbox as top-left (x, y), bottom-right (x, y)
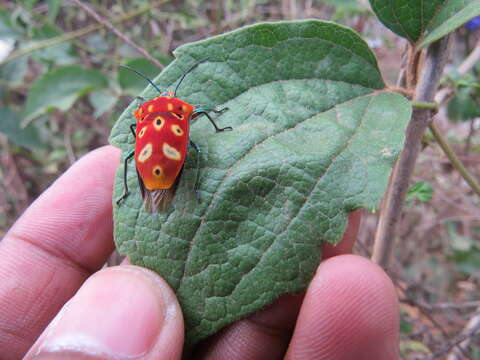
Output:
top-left (320, 0), bottom-right (365, 11)
top-left (110, 20), bottom-right (411, 346)
top-left (447, 86), bottom-right (480, 122)
top-left (400, 340), bottom-right (432, 356)
top-left (47, 0), bottom-right (63, 23)
top-left (446, 222), bottom-right (480, 276)
top-left (20, 0), bottom-right (39, 11)
top-left (406, 181), bottom-right (433, 203)
top-left (30, 24), bottom-right (76, 65)
top-left (369, 0), bottom-right (446, 42)
top-left (0, 108), bottom-right (43, 148)
top-left (24, 65), bottom-right (108, 124)
top-left (118, 57), bottom-right (171, 96)
top-left (89, 89), bottom-right (118, 119)
top-left (0, 9), bottom-right (21, 40)
top-left (420, 1), bottom-right (480, 47)
top-left (449, 248), bottom-right (480, 276)
top-left (399, 308), bottom-right (414, 334)
top-left (369, 0), bottom-right (480, 46)
top-left (0, 55), bottom-right (28, 87)
top-left (447, 222), bottom-right (473, 251)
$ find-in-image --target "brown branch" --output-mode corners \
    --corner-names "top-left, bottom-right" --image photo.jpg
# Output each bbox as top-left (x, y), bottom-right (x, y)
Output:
top-left (372, 36), bottom-right (451, 269)
top-left (399, 298), bottom-right (480, 311)
top-left (396, 280), bottom-right (470, 358)
top-left (396, 42), bottom-right (409, 88)
top-left (419, 311), bottom-right (480, 360)
top-left (464, 117), bottom-right (477, 155)
top-left (69, 0), bottom-right (164, 69)
top-left (406, 45), bottom-right (422, 90)
top-left (64, 120), bottom-right (76, 165)
top-left (0, 137), bottom-right (30, 213)
top-left (458, 40), bottom-right (480, 74)
top-left (445, 311), bottom-right (480, 360)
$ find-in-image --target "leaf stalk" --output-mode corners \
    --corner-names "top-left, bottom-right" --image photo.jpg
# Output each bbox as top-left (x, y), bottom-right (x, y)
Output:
top-left (429, 122), bottom-right (480, 197)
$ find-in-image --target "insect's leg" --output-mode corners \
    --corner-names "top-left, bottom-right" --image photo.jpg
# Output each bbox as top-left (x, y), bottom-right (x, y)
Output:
top-left (189, 140), bottom-right (201, 153)
top-left (193, 106), bottom-right (229, 116)
top-left (193, 110), bottom-right (232, 132)
top-left (130, 123), bottom-right (137, 138)
top-left (186, 140), bottom-right (201, 202)
top-left (116, 149), bottom-right (135, 205)
top-left (193, 146), bottom-right (201, 203)
top-left (196, 106), bottom-right (229, 114)
top-left (211, 107), bottom-right (229, 114)
top-left (135, 96), bottom-right (147, 103)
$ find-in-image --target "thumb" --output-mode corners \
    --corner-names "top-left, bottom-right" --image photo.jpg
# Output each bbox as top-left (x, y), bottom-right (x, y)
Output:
top-left (25, 265), bottom-right (184, 360)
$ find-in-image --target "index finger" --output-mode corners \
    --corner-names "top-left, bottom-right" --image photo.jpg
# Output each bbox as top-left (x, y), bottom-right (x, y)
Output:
top-left (0, 145), bottom-right (120, 358)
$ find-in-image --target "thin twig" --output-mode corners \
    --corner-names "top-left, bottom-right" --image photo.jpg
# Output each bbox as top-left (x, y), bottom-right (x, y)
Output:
top-left (70, 0), bottom-right (164, 69)
top-left (458, 40), bottom-right (480, 74)
top-left (63, 118), bottom-right (76, 165)
top-left (0, 137), bottom-right (30, 213)
top-left (446, 311), bottom-right (480, 360)
top-left (429, 122), bottom-right (480, 197)
top-left (372, 36), bottom-right (451, 268)
top-left (399, 298), bottom-right (480, 311)
top-left (396, 280), bottom-right (471, 358)
top-left (2, 25), bottom-right (100, 65)
top-left (421, 312), bottom-right (480, 360)
top-left (464, 118), bottom-right (477, 155)
top-left (2, 0), bottom-right (168, 66)
top-left (396, 42), bottom-right (409, 88)
top-left (436, 39), bottom-right (480, 105)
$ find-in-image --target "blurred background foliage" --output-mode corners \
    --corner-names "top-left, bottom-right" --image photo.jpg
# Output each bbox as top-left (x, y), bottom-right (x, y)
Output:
top-left (0, 1), bottom-right (479, 358)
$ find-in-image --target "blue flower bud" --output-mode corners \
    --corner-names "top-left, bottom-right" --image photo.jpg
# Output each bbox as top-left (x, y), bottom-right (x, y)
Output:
top-left (466, 16), bottom-right (480, 31)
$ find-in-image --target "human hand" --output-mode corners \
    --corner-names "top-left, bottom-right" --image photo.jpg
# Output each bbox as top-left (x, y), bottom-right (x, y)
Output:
top-left (0, 146), bottom-right (399, 359)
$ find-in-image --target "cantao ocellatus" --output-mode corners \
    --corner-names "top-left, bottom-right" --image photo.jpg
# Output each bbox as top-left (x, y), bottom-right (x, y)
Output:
top-left (116, 60), bottom-right (232, 212)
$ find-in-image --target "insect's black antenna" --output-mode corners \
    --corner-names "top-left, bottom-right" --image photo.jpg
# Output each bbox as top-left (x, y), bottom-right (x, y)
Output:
top-left (174, 58), bottom-right (209, 96)
top-left (120, 65), bottom-right (162, 94)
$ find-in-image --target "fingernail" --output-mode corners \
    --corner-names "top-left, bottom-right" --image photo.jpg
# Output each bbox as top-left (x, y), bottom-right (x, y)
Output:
top-left (30, 266), bottom-right (166, 359)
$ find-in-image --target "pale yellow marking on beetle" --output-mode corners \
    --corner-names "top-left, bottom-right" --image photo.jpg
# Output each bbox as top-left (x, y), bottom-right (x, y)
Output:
top-left (147, 104), bottom-right (154, 113)
top-left (167, 103), bottom-right (174, 111)
top-left (162, 143), bottom-right (181, 160)
top-left (171, 112), bottom-right (184, 120)
top-left (171, 124), bottom-right (184, 136)
top-left (152, 165), bottom-right (163, 177)
top-left (153, 116), bottom-right (165, 131)
top-left (181, 105), bottom-right (189, 112)
top-left (138, 127), bottom-right (147, 138)
top-left (138, 143), bottom-right (153, 163)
